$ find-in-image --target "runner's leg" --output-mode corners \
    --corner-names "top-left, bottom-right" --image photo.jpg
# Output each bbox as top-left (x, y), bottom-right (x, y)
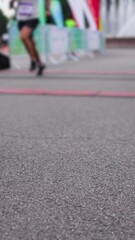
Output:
top-left (29, 36), bottom-right (42, 65)
top-left (20, 25), bottom-right (45, 75)
top-left (20, 26), bottom-right (39, 62)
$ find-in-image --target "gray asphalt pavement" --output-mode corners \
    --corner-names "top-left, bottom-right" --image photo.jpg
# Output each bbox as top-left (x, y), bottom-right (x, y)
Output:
top-left (0, 49), bottom-right (135, 240)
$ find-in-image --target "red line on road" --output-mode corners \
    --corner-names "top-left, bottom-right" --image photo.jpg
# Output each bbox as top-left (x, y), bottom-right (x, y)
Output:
top-left (0, 89), bottom-right (96, 96)
top-left (1, 69), bottom-right (135, 76)
top-left (0, 88), bottom-right (135, 98)
top-left (46, 70), bottom-right (135, 76)
top-left (98, 91), bottom-right (135, 97)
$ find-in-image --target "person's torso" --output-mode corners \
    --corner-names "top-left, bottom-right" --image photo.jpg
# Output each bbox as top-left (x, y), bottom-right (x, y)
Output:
top-left (17, 0), bottom-right (39, 21)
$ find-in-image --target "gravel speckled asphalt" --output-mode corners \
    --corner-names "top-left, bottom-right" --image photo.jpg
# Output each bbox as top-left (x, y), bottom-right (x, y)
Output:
top-left (0, 49), bottom-right (135, 240)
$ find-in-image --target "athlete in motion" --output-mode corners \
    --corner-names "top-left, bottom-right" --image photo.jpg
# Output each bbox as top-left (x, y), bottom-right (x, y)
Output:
top-left (10, 0), bottom-right (45, 76)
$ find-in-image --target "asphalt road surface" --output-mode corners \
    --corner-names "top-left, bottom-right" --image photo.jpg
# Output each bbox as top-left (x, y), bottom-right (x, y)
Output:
top-left (0, 49), bottom-right (135, 240)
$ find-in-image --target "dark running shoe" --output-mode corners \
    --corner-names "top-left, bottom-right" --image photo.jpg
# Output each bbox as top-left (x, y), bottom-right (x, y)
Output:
top-left (29, 60), bottom-right (37, 71)
top-left (37, 64), bottom-right (46, 76)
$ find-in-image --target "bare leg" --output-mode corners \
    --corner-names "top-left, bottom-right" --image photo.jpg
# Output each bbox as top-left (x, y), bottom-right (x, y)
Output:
top-left (20, 26), bottom-right (42, 64)
top-left (20, 26), bottom-right (45, 75)
top-left (30, 36), bottom-right (42, 64)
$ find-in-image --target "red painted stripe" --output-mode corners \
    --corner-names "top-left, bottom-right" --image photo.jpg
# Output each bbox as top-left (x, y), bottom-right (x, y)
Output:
top-left (46, 70), bottom-right (135, 76)
top-left (1, 69), bottom-right (135, 76)
top-left (0, 89), bottom-right (96, 96)
top-left (99, 91), bottom-right (135, 97)
top-left (0, 88), bottom-right (135, 97)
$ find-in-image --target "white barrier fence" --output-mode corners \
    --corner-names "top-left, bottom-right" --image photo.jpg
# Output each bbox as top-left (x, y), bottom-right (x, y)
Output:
top-left (9, 22), bottom-right (106, 68)
top-left (45, 26), bottom-right (69, 64)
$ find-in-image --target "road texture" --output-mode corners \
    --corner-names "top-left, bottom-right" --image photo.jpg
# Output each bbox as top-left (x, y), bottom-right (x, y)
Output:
top-left (0, 49), bottom-right (135, 240)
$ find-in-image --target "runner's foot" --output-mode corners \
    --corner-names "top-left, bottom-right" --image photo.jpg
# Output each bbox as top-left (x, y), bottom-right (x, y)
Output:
top-left (37, 64), bottom-right (46, 76)
top-left (29, 60), bottom-right (37, 71)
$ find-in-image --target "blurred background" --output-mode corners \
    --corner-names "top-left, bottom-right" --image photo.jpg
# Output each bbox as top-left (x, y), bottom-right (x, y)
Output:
top-left (0, 0), bottom-right (135, 52)
top-left (101, 0), bottom-right (135, 37)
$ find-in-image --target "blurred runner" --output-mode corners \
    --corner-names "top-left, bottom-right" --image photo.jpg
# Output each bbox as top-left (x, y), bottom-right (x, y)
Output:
top-left (10, 0), bottom-right (46, 76)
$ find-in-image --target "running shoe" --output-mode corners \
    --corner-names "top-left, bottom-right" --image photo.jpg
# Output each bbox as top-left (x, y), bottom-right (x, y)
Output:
top-left (29, 60), bottom-right (37, 71)
top-left (37, 64), bottom-right (46, 76)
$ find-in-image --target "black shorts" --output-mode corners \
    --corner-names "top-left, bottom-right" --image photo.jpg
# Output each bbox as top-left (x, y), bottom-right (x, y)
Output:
top-left (18, 19), bottom-right (39, 32)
